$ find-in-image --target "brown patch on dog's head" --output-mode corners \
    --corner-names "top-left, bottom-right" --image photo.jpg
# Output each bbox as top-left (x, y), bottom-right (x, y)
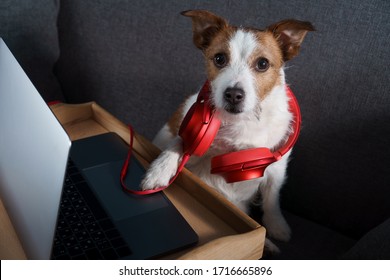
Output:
top-left (202, 26), bottom-right (236, 81)
top-left (249, 30), bottom-right (285, 100)
top-left (181, 10), bottom-right (228, 50)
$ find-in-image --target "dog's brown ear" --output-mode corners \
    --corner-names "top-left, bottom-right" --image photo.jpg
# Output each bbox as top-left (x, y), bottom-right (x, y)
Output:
top-left (267, 19), bottom-right (315, 61)
top-left (181, 10), bottom-right (228, 50)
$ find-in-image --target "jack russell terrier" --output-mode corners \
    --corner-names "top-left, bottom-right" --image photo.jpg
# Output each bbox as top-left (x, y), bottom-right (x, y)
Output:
top-left (141, 10), bottom-right (314, 253)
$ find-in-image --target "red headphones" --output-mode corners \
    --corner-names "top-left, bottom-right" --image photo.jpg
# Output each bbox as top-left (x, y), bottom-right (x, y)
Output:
top-left (179, 80), bottom-right (221, 156)
top-left (178, 80), bottom-right (301, 183)
top-left (121, 81), bottom-right (301, 194)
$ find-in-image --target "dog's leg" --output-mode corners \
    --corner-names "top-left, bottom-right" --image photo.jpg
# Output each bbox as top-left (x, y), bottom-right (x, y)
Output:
top-left (264, 238), bottom-right (280, 255)
top-left (141, 137), bottom-right (183, 190)
top-left (259, 157), bottom-right (291, 242)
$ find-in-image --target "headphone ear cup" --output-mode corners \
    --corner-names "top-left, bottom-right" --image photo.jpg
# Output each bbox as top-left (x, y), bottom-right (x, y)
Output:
top-left (179, 101), bottom-right (220, 156)
top-left (211, 147), bottom-right (277, 182)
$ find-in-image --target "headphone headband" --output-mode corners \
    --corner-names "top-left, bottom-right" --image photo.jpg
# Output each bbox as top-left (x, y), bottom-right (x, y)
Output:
top-left (273, 86), bottom-right (302, 159)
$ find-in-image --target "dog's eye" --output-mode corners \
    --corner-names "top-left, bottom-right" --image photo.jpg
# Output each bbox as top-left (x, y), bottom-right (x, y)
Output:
top-left (213, 53), bottom-right (228, 68)
top-left (256, 57), bottom-right (269, 72)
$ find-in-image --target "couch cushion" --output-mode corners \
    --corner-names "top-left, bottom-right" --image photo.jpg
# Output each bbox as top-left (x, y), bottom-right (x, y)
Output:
top-left (261, 212), bottom-right (356, 260)
top-left (0, 0), bottom-right (63, 101)
top-left (342, 218), bottom-right (390, 259)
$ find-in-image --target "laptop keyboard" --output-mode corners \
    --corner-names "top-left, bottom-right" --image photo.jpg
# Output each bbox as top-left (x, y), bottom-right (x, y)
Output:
top-left (51, 160), bottom-right (132, 260)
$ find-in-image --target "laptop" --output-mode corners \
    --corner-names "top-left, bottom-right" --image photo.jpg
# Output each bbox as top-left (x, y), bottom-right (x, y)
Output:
top-left (0, 38), bottom-right (198, 260)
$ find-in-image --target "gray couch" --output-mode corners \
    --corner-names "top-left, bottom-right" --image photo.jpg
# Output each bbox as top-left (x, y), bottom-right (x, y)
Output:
top-left (1, 0), bottom-right (389, 259)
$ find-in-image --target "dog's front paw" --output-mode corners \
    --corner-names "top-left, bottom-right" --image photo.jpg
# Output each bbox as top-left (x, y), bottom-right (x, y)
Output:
top-left (140, 149), bottom-right (181, 191)
top-left (141, 167), bottom-right (173, 190)
top-left (263, 213), bottom-right (291, 242)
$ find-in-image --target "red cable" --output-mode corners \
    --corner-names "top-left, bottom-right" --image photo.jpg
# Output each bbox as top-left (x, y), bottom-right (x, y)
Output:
top-left (120, 125), bottom-right (190, 195)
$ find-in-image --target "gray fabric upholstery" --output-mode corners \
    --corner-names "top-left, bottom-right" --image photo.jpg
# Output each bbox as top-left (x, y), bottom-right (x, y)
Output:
top-left (55, 0), bottom-right (206, 130)
top-left (342, 218), bottom-right (390, 259)
top-left (0, 0), bottom-right (63, 101)
top-left (262, 212), bottom-right (356, 260)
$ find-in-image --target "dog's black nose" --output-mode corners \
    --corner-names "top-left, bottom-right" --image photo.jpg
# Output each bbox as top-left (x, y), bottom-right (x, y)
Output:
top-left (224, 87), bottom-right (245, 105)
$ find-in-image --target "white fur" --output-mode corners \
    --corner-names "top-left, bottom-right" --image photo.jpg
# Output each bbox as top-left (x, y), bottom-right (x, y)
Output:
top-left (141, 28), bottom-right (293, 246)
top-left (212, 30), bottom-right (259, 114)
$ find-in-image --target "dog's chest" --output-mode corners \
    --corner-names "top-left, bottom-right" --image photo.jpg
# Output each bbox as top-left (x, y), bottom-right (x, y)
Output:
top-left (210, 118), bottom-right (270, 154)
top-left (187, 112), bottom-right (288, 174)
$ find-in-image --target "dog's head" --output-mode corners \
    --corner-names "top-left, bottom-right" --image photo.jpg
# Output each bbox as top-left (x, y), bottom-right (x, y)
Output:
top-left (182, 10), bottom-right (314, 117)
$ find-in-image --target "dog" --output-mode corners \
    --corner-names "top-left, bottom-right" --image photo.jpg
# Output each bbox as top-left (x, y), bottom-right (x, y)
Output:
top-left (141, 10), bottom-right (314, 252)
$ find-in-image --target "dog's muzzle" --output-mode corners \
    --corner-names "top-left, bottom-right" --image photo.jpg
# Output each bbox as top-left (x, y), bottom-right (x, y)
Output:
top-left (224, 86), bottom-right (245, 114)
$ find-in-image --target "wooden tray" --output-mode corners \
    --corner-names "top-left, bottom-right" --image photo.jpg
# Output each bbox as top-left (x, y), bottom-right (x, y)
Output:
top-left (0, 102), bottom-right (265, 260)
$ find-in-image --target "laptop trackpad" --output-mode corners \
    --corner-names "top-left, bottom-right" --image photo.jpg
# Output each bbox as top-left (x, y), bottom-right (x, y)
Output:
top-left (81, 160), bottom-right (169, 222)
